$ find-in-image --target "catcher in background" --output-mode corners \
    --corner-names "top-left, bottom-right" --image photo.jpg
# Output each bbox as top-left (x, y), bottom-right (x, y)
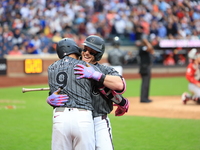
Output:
top-left (181, 48), bottom-right (200, 104)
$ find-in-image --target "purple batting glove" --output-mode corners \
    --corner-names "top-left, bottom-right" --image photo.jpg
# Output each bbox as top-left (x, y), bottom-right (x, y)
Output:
top-left (74, 63), bottom-right (102, 81)
top-left (47, 89), bottom-right (69, 107)
top-left (113, 98), bottom-right (129, 116)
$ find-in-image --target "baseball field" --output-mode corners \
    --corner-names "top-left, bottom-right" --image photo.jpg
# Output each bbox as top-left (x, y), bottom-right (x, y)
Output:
top-left (0, 76), bottom-right (200, 150)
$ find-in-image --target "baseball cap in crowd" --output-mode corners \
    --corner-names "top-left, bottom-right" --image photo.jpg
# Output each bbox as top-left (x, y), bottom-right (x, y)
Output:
top-left (28, 42), bottom-right (34, 48)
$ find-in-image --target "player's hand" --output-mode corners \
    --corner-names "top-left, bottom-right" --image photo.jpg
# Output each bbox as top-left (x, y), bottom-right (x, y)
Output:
top-left (113, 98), bottom-right (129, 116)
top-left (47, 88), bottom-right (69, 107)
top-left (74, 63), bottom-right (102, 81)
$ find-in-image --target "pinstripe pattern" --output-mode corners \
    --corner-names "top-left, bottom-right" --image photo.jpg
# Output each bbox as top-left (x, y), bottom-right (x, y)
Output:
top-left (92, 63), bottom-right (121, 117)
top-left (48, 56), bottom-right (95, 111)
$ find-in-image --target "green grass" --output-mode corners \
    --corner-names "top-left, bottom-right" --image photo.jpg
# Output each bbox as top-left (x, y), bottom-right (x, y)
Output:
top-left (124, 76), bottom-right (188, 97)
top-left (0, 77), bottom-right (199, 150)
top-left (111, 115), bottom-right (200, 150)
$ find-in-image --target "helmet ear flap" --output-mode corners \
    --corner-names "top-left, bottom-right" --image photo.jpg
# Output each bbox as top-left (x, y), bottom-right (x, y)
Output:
top-left (94, 45), bottom-right (105, 61)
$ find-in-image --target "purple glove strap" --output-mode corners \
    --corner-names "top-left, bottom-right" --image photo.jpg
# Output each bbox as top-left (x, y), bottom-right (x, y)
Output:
top-left (92, 71), bottom-right (102, 81)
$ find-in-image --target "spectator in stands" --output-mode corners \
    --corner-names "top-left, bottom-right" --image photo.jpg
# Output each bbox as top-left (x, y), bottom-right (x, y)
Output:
top-left (12, 28), bottom-right (23, 47)
top-left (8, 45), bottom-right (22, 56)
top-left (52, 32), bottom-right (62, 43)
top-left (94, 0), bottom-right (104, 13)
top-left (26, 42), bottom-right (40, 54)
top-left (163, 51), bottom-right (175, 66)
top-left (31, 35), bottom-right (42, 53)
top-left (157, 22), bottom-right (167, 38)
top-left (48, 42), bottom-right (57, 54)
top-left (40, 32), bottom-right (52, 52)
top-left (1, 0), bottom-right (200, 60)
top-left (113, 14), bottom-right (126, 37)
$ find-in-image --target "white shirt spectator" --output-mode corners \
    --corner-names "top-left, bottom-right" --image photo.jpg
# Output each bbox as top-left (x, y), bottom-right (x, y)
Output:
top-left (86, 21), bottom-right (97, 35)
top-left (29, 5), bottom-right (37, 20)
top-left (49, 16), bottom-right (62, 33)
top-left (114, 15), bottom-right (126, 34)
top-left (65, 3), bottom-right (75, 21)
top-left (31, 35), bottom-right (42, 51)
top-left (20, 5), bottom-right (30, 19)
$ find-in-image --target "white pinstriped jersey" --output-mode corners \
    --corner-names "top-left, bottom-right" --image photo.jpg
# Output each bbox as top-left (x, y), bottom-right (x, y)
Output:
top-left (48, 56), bottom-right (98, 111)
top-left (92, 63), bottom-right (121, 117)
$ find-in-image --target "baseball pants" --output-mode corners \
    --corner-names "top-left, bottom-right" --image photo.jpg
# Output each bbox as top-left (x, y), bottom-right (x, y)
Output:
top-left (140, 73), bottom-right (151, 101)
top-left (188, 83), bottom-right (200, 97)
top-left (94, 115), bottom-right (114, 150)
top-left (51, 107), bottom-right (95, 150)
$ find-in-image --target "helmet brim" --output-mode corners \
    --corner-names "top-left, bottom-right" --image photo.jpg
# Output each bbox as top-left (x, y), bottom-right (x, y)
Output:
top-left (82, 42), bottom-right (101, 53)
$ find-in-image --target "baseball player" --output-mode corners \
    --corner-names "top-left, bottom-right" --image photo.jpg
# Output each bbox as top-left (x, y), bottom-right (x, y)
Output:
top-left (107, 36), bottom-right (126, 75)
top-left (48, 38), bottom-right (105, 150)
top-left (47, 35), bottom-right (129, 150)
top-left (182, 49), bottom-right (200, 104)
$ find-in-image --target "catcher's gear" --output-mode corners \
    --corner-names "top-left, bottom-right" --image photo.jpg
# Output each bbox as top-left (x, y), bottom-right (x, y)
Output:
top-left (82, 35), bottom-right (105, 61)
top-left (56, 38), bottom-right (81, 59)
top-left (47, 88), bottom-right (69, 107)
top-left (74, 63), bottom-right (103, 81)
top-left (113, 98), bottom-right (129, 116)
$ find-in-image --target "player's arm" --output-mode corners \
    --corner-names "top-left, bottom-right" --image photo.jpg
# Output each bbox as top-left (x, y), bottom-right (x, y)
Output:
top-left (185, 64), bottom-right (199, 85)
top-left (98, 86), bottom-right (129, 116)
top-left (102, 75), bottom-right (125, 93)
top-left (74, 63), bottom-right (125, 92)
top-left (142, 38), bottom-right (154, 54)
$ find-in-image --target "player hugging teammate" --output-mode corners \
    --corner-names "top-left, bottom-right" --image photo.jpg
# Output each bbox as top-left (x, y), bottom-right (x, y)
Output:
top-left (47, 36), bottom-right (129, 150)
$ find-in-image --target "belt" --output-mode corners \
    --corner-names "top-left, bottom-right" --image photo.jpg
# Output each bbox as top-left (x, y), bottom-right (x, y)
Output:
top-left (94, 115), bottom-right (107, 120)
top-left (101, 115), bottom-right (107, 120)
top-left (55, 107), bottom-right (87, 112)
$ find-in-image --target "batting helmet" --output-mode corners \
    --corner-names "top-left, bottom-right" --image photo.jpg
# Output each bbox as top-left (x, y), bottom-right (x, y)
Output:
top-left (83, 35), bottom-right (105, 61)
top-left (188, 48), bottom-right (197, 59)
top-left (112, 36), bottom-right (120, 46)
top-left (56, 38), bottom-right (81, 59)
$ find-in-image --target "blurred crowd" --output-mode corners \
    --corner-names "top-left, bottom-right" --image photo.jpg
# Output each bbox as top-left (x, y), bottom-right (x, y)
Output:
top-left (1, 0), bottom-right (200, 64)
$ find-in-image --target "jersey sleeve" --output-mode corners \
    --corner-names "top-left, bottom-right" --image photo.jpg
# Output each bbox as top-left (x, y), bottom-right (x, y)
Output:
top-left (185, 63), bottom-right (199, 84)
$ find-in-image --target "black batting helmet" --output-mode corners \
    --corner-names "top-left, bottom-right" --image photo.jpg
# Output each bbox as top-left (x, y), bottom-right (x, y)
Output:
top-left (56, 38), bottom-right (81, 59)
top-left (83, 35), bottom-right (105, 61)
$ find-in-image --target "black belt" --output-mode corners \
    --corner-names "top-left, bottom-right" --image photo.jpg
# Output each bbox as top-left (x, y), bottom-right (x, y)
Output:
top-left (55, 107), bottom-right (87, 112)
top-left (94, 115), bottom-right (107, 120)
top-left (101, 115), bottom-right (107, 120)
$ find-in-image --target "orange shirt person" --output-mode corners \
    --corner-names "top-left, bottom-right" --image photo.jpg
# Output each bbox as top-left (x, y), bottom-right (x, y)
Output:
top-left (8, 45), bottom-right (22, 56)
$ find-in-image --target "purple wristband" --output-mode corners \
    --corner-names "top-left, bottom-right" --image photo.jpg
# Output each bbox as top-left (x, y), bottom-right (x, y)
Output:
top-left (92, 71), bottom-right (102, 81)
